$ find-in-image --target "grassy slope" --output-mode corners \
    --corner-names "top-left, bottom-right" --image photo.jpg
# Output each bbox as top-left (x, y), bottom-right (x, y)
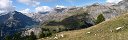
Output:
top-left (39, 13), bottom-right (128, 40)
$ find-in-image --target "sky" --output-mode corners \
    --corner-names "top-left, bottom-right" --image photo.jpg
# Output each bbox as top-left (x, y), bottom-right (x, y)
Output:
top-left (0, 0), bottom-right (123, 13)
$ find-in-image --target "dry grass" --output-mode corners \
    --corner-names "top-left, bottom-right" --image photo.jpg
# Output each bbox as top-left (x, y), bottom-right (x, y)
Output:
top-left (38, 13), bottom-right (128, 40)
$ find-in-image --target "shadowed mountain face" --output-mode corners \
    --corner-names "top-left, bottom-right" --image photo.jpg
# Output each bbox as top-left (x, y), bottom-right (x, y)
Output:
top-left (0, 11), bottom-right (38, 38)
top-left (0, 11), bottom-right (37, 28)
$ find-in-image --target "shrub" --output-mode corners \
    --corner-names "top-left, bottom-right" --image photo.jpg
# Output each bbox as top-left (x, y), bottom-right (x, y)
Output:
top-left (5, 34), bottom-right (11, 40)
top-left (95, 14), bottom-right (105, 24)
top-left (4, 31), bottom-right (37, 40)
top-left (43, 31), bottom-right (52, 37)
top-left (4, 32), bottom-right (22, 40)
top-left (39, 32), bottom-right (45, 38)
top-left (25, 31), bottom-right (36, 40)
top-left (29, 31), bottom-right (37, 40)
top-left (12, 32), bottom-right (22, 40)
top-left (39, 28), bottom-right (53, 38)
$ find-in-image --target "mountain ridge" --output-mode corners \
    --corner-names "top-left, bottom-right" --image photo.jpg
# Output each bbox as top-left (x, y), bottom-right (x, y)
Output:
top-left (0, 11), bottom-right (38, 39)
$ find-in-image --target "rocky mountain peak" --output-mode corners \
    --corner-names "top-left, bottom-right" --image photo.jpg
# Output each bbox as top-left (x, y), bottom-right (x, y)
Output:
top-left (0, 11), bottom-right (38, 38)
top-left (124, 0), bottom-right (128, 2)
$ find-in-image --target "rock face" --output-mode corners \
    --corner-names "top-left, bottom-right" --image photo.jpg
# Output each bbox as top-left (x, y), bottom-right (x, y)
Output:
top-left (0, 11), bottom-right (38, 38)
top-left (86, 3), bottom-right (126, 20)
top-left (54, 7), bottom-right (66, 13)
top-left (22, 27), bottom-right (42, 38)
top-left (28, 12), bottom-right (72, 24)
top-left (118, 0), bottom-right (128, 9)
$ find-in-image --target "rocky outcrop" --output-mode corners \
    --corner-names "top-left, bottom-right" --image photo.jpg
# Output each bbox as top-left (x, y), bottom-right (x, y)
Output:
top-left (22, 27), bottom-right (42, 38)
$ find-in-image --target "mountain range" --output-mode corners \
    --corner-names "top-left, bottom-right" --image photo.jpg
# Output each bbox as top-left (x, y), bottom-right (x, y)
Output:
top-left (1, 0), bottom-right (128, 40)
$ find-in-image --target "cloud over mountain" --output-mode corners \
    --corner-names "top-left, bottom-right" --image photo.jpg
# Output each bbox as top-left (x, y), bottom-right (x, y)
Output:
top-left (35, 6), bottom-right (52, 13)
top-left (19, 8), bottom-right (30, 13)
top-left (56, 5), bottom-right (66, 8)
top-left (106, 0), bottom-right (123, 3)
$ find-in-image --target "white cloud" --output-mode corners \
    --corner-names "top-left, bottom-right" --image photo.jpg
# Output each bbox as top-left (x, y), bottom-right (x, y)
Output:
top-left (19, 8), bottom-right (30, 13)
top-left (106, 0), bottom-right (123, 3)
top-left (56, 5), bottom-right (66, 8)
top-left (18, 0), bottom-right (40, 7)
top-left (42, 0), bottom-right (56, 2)
top-left (35, 6), bottom-right (52, 13)
top-left (0, 0), bottom-right (15, 12)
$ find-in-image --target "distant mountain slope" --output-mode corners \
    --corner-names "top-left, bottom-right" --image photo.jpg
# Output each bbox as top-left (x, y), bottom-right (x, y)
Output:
top-left (39, 13), bottom-right (128, 40)
top-left (86, 3), bottom-right (126, 20)
top-left (0, 11), bottom-right (38, 38)
top-left (0, 11), bottom-right (37, 28)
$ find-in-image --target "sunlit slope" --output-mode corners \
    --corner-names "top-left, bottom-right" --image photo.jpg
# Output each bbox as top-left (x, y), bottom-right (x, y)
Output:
top-left (39, 13), bottom-right (128, 40)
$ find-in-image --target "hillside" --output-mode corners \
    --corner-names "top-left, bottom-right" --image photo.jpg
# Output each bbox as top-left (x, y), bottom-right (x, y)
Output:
top-left (39, 13), bottom-right (128, 40)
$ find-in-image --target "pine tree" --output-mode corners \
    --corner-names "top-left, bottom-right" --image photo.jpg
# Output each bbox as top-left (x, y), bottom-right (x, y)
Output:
top-left (28, 31), bottom-right (36, 40)
top-left (12, 32), bottom-right (22, 40)
top-left (5, 35), bottom-right (11, 40)
top-left (96, 14), bottom-right (105, 24)
top-left (39, 32), bottom-right (45, 38)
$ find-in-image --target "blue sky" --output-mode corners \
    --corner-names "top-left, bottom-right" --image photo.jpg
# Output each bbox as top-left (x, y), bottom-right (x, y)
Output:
top-left (11, 0), bottom-right (106, 12)
top-left (1, 0), bottom-right (122, 13)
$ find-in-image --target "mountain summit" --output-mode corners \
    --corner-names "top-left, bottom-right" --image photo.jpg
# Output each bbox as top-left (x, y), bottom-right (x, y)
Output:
top-left (0, 11), bottom-right (38, 38)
